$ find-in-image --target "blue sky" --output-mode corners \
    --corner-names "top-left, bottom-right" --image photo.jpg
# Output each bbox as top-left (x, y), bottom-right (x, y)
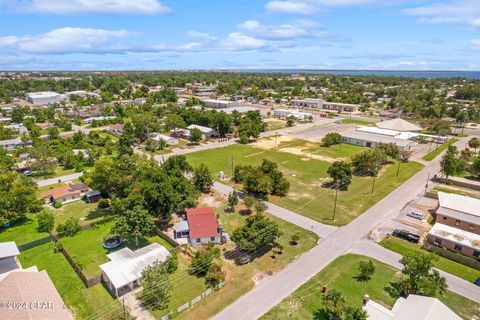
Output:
top-left (0, 0), bottom-right (479, 70)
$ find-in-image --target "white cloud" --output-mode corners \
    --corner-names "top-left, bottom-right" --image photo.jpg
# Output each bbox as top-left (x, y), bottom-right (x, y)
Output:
top-left (9, 0), bottom-right (170, 15)
top-left (404, 0), bottom-right (480, 28)
top-left (266, 0), bottom-right (373, 14)
top-left (472, 38), bottom-right (480, 50)
top-left (186, 31), bottom-right (218, 41)
top-left (238, 20), bottom-right (311, 39)
top-left (265, 1), bottom-right (317, 14)
top-left (0, 36), bottom-right (19, 48)
top-left (8, 27), bottom-right (136, 54)
top-left (220, 32), bottom-right (268, 51)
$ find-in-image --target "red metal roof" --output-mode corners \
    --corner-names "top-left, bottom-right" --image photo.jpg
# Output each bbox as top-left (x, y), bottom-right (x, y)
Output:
top-left (186, 207), bottom-right (219, 239)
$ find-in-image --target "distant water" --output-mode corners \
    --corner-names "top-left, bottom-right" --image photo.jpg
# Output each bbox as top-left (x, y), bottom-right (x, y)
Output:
top-left (233, 69), bottom-right (480, 79)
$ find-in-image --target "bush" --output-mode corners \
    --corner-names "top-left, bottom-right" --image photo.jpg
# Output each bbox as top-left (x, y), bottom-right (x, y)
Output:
top-left (97, 198), bottom-right (109, 209)
top-left (165, 253), bottom-right (178, 274)
top-left (53, 201), bottom-right (63, 209)
top-left (322, 132), bottom-right (342, 147)
top-left (37, 210), bottom-right (55, 233)
top-left (56, 217), bottom-right (81, 237)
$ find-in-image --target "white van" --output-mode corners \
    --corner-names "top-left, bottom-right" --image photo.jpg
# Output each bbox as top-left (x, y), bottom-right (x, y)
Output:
top-left (407, 211), bottom-right (424, 220)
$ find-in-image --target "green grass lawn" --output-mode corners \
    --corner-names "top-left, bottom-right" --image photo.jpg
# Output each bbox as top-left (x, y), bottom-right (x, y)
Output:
top-left (60, 220), bottom-right (175, 279)
top-left (432, 185), bottom-right (480, 199)
top-left (265, 119), bottom-right (288, 132)
top-left (18, 242), bottom-right (122, 320)
top-left (261, 254), bottom-right (479, 320)
top-left (422, 139), bottom-right (459, 161)
top-left (0, 214), bottom-right (48, 246)
top-left (341, 119), bottom-right (375, 126)
top-left (381, 237), bottom-right (480, 283)
top-left (186, 143), bottom-right (423, 225)
top-left (31, 166), bottom-right (78, 179)
top-left (48, 201), bottom-right (112, 226)
top-left (275, 138), bottom-right (365, 159)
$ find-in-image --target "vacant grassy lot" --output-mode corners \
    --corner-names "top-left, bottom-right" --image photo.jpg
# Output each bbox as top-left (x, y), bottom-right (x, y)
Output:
top-left (265, 119), bottom-right (288, 131)
top-left (47, 201), bottom-right (112, 226)
top-left (274, 137), bottom-right (365, 160)
top-left (341, 119), bottom-right (375, 126)
top-left (381, 236), bottom-right (480, 283)
top-left (261, 254), bottom-right (479, 320)
top-left (422, 138), bottom-right (459, 161)
top-left (18, 242), bottom-right (121, 319)
top-left (0, 214), bottom-right (48, 246)
top-left (186, 143), bottom-right (423, 225)
top-left (153, 192), bottom-right (318, 320)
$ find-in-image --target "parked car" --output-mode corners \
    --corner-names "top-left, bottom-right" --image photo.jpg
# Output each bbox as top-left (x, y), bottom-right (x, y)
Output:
top-left (392, 229), bottom-right (420, 243)
top-left (474, 278), bottom-right (480, 287)
top-left (23, 170), bottom-right (31, 176)
top-left (407, 211), bottom-right (425, 220)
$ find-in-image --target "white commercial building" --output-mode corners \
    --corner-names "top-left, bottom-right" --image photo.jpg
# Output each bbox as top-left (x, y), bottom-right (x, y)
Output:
top-left (148, 133), bottom-right (178, 145)
top-left (26, 92), bottom-right (66, 105)
top-left (292, 98), bottom-right (360, 112)
top-left (363, 294), bottom-right (460, 320)
top-left (187, 124), bottom-right (216, 137)
top-left (273, 109), bottom-right (312, 121)
top-left (100, 243), bottom-right (170, 297)
top-left (203, 99), bottom-right (239, 109)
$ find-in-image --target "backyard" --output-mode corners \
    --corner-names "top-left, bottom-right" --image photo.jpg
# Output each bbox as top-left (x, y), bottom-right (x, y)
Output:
top-left (185, 140), bottom-right (423, 225)
top-left (0, 214), bottom-right (48, 246)
top-left (261, 254), bottom-right (479, 320)
top-left (380, 236), bottom-right (480, 283)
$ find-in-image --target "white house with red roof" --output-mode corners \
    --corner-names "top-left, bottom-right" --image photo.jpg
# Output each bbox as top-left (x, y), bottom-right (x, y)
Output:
top-left (174, 207), bottom-right (223, 246)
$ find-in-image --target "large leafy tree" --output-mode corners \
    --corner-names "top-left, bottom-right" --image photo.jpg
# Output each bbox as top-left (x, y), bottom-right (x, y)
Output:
top-left (327, 161), bottom-right (352, 188)
top-left (140, 261), bottom-right (172, 310)
top-left (193, 164), bottom-right (213, 193)
top-left (111, 205), bottom-right (155, 247)
top-left (440, 145), bottom-right (463, 180)
top-left (232, 214), bottom-right (281, 252)
top-left (389, 254), bottom-right (447, 298)
top-left (469, 137), bottom-right (480, 155)
top-left (319, 289), bottom-right (367, 320)
top-left (351, 148), bottom-right (387, 176)
top-left (322, 132), bottom-right (342, 147)
top-left (0, 172), bottom-right (41, 225)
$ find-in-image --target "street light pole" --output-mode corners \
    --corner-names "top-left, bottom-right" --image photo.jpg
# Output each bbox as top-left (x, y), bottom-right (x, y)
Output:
top-left (425, 172), bottom-right (431, 194)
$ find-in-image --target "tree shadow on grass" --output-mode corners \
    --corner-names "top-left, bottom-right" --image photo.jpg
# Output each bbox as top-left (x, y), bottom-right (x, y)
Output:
top-left (224, 245), bottom-right (273, 265)
top-left (312, 309), bottom-right (329, 320)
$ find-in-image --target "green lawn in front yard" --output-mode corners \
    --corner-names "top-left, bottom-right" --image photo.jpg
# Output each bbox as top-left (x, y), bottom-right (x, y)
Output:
top-left (31, 166), bottom-right (77, 179)
top-left (185, 143), bottom-right (423, 225)
top-left (422, 138), bottom-right (459, 161)
top-left (341, 119), bottom-right (375, 126)
top-left (261, 254), bottom-right (479, 320)
top-left (380, 236), bottom-right (480, 283)
top-left (18, 242), bottom-right (121, 320)
top-left (0, 214), bottom-right (48, 246)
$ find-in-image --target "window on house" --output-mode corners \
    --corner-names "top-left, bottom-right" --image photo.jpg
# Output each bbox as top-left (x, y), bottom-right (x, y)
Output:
top-left (210, 236), bottom-right (215, 241)
top-left (474, 251), bottom-right (480, 258)
top-left (435, 238), bottom-right (442, 246)
top-left (454, 244), bottom-right (462, 251)
top-left (455, 220), bottom-right (460, 226)
top-left (442, 216), bottom-right (447, 220)
top-left (196, 238), bottom-right (201, 243)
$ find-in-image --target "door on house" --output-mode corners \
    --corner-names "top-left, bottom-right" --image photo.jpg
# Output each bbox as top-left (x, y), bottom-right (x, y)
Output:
top-left (366, 142), bottom-right (372, 147)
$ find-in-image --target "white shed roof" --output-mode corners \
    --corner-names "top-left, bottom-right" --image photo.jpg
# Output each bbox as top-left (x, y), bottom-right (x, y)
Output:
top-left (0, 242), bottom-right (20, 259)
top-left (99, 243), bottom-right (170, 290)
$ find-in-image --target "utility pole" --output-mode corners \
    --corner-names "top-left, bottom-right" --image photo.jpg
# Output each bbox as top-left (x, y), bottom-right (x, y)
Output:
top-left (332, 184), bottom-right (339, 221)
top-left (231, 157), bottom-right (234, 177)
top-left (371, 175), bottom-right (376, 194)
top-left (122, 298), bottom-right (126, 320)
top-left (424, 172), bottom-right (431, 193)
top-left (396, 160), bottom-right (400, 177)
top-left (275, 132), bottom-right (278, 149)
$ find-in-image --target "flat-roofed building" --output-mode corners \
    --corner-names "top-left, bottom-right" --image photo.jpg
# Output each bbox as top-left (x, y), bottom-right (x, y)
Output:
top-left (341, 128), bottom-right (416, 150)
top-left (427, 192), bottom-right (480, 259)
top-left (203, 99), bottom-right (238, 109)
top-left (187, 124), bottom-right (216, 137)
top-left (273, 108), bottom-right (312, 121)
top-left (148, 133), bottom-right (178, 145)
top-left (26, 92), bottom-right (66, 105)
top-left (292, 98), bottom-right (360, 112)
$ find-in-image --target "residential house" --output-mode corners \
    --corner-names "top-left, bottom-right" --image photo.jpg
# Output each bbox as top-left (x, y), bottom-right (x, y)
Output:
top-left (40, 184), bottom-right (82, 205)
top-left (84, 116), bottom-right (116, 124)
top-left (363, 294), bottom-right (460, 320)
top-left (4, 123), bottom-right (28, 134)
top-left (100, 243), bottom-right (170, 297)
top-left (427, 192), bottom-right (480, 259)
top-left (175, 207), bottom-right (223, 246)
top-left (148, 133), bottom-right (178, 145)
top-left (35, 122), bottom-right (53, 130)
top-left (187, 124), bottom-right (216, 138)
top-left (108, 123), bottom-right (124, 136)
top-left (72, 149), bottom-right (90, 159)
top-left (0, 137), bottom-right (29, 150)
top-left (0, 242), bottom-right (20, 274)
top-left (0, 241), bottom-right (73, 319)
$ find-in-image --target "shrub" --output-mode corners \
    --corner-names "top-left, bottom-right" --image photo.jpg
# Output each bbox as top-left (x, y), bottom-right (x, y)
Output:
top-left (37, 210), bottom-right (55, 233)
top-left (56, 217), bottom-right (81, 237)
top-left (97, 198), bottom-right (109, 209)
top-left (53, 201), bottom-right (63, 209)
top-left (322, 132), bottom-right (342, 147)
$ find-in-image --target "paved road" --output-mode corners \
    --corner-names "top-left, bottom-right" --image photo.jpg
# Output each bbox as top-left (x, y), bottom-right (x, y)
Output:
top-left (35, 172), bottom-right (84, 187)
top-left (213, 182), bottom-right (337, 239)
top-left (349, 239), bottom-right (480, 303)
top-left (212, 138), bottom-right (476, 320)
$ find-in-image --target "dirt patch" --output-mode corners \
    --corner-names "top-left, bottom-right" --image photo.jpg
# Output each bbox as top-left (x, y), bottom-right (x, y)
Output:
top-left (198, 193), bottom-right (221, 207)
top-left (252, 270), bottom-right (274, 285)
top-left (230, 219), bottom-right (239, 228)
top-left (252, 135), bottom-right (295, 149)
top-left (281, 147), bottom-right (337, 163)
